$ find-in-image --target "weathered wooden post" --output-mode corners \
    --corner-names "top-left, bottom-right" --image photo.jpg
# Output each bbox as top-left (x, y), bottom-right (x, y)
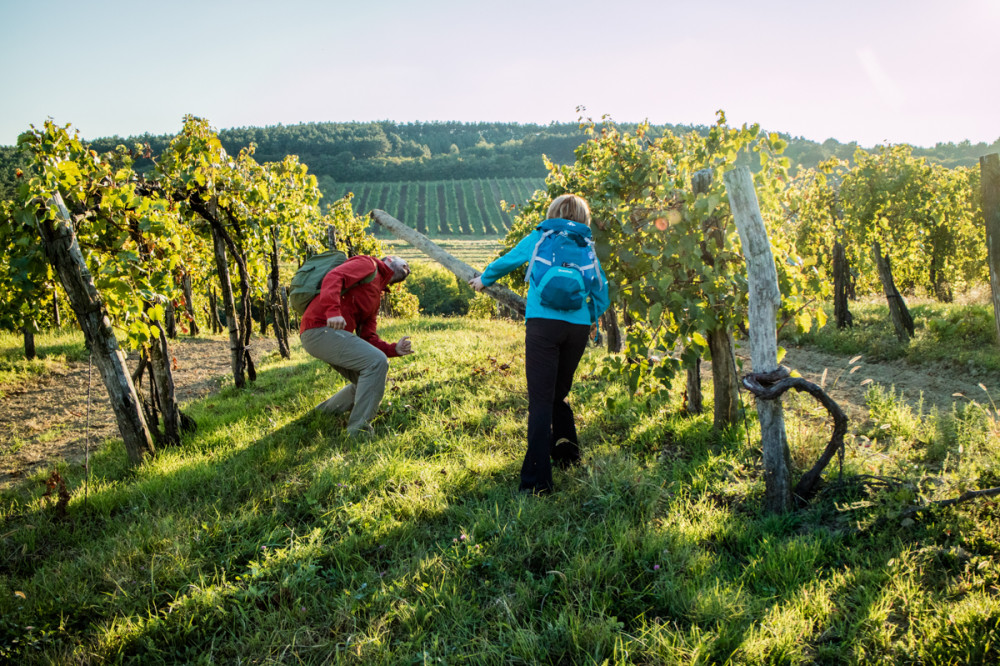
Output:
top-left (980, 153), bottom-right (1000, 344)
top-left (724, 166), bottom-right (792, 513)
top-left (41, 193), bottom-right (155, 465)
top-left (370, 210), bottom-right (526, 318)
top-left (23, 323), bottom-right (36, 361)
top-left (873, 241), bottom-right (914, 342)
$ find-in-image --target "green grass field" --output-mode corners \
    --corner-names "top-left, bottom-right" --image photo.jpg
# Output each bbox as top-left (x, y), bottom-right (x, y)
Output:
top-left (2, 313), bottom-right (1000, 663)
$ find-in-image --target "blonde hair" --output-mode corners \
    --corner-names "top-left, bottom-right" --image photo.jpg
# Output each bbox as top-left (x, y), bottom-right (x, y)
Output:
top-left (546, 194), bottom-right (591, 226)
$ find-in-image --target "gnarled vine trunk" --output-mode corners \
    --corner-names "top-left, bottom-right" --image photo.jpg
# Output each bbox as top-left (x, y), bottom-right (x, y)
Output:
top-left (182, 271), bottom-right (199, 336)
top-left (832, 242), bottom-right (853, 329)
top-left (707, 328), bottom-right (739, 430)
top-left (601, 305), bottom-right (623, 353)
top-left (40, 193), bottom-right (155, 465)
top-left (211, 224), bottom-right (246, 387)
top-left (269, 231), bottom-right (290, 358)
top-left (148, 323), bottom-right (182, 446)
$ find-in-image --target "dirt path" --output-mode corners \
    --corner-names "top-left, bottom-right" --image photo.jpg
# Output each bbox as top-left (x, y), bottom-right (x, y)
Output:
top-left (724, 345), bottom-right (999, 435)
top-left (1, 333), bottom-right (996, 489)
top-left (0, 336), bottom-right (278, 488)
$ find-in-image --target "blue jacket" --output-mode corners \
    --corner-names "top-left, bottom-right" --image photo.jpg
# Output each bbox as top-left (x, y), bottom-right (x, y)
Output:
top-left (480, 219), bottom-right (610, 325)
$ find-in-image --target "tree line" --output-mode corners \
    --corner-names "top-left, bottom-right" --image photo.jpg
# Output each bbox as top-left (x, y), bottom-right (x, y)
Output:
top-left (5, 121), bottom-right (997, 200)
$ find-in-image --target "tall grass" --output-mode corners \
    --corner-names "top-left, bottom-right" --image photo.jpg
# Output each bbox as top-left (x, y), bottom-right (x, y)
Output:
top-left (1, 317), bottom-right (999, 663)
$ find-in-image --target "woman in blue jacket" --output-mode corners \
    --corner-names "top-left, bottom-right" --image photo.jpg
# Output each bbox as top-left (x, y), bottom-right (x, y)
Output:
top-left (470, 194), bottom-right (610, 494)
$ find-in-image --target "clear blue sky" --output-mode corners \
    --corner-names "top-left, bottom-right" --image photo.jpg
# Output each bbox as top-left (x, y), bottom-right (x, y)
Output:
top-left (2, 0), bottom-right (997, 148)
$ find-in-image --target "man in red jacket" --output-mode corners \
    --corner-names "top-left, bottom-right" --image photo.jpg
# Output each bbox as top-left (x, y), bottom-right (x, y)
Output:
top-left (299, 255), bottom-right (412, 435)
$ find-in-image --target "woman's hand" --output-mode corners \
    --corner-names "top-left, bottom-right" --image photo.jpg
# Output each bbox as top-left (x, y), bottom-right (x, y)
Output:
top-left (469, 276), bottom-right (484, 292)
top-left (326, 316), bottom-right (347, 330)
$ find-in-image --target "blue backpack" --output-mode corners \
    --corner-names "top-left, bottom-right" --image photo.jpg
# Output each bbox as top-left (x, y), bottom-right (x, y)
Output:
top-left (527, 219), bottom-right (604, 317)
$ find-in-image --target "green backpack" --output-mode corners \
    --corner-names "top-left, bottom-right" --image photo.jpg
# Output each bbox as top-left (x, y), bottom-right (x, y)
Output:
top-left (288, 251), bottom-right (377, 317)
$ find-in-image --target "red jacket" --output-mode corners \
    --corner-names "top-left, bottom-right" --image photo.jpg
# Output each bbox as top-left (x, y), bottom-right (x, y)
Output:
top-left (299, 256), bottom-right (400, 357)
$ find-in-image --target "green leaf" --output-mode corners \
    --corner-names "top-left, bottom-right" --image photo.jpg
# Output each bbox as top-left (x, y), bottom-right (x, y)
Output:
top-left (649, 302), bottom-right (663, 327)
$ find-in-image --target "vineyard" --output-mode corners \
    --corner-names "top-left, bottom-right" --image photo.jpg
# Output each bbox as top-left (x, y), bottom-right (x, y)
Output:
top-left (1, 112), bottom-right (1000, 663)
top-left (383, 236), bottom-right (502, 269)
top-left (323, 178), bottom-right (544, 237)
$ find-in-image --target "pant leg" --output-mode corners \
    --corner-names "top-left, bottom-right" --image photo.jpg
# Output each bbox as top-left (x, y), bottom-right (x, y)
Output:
top-left (315, 381), bottom-right (356, 414)
top-left (300, 327), bottom-right (389, 432)
top-left (550, 323), bottom-right (590, 462)
top-left (523, 319), bottom-right (561, 493)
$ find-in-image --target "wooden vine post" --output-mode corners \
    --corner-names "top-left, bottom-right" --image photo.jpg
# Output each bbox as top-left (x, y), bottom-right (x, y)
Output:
top-left (41, 193), bottom-right (155, 465)
top-left (724, 167), bottom-right (792, 513)
top-left (981, 153), bottom-right (1000, 345)
top-left (873, 240), bottom-right (914, 342)
top-left (370, 210), bottom-right (526, 318)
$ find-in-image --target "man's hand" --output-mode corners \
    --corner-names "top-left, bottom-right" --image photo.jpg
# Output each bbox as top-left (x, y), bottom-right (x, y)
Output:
top-left (469, 276), bottom-right (484, 292)
top-left (395, 336), bottom-right (413, 356)
top-left (326, 316), bottom-right (347, 330)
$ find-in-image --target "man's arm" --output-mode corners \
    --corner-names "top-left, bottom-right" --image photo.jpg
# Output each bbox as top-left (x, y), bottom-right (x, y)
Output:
top-left (356, 312), bottom-right (401, 357)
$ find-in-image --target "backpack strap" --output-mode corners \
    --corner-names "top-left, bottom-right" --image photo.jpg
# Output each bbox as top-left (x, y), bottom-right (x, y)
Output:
top-left (340, 258), bottom-right (380, 294)
top-left (526, 229), bottom-right (556, 284)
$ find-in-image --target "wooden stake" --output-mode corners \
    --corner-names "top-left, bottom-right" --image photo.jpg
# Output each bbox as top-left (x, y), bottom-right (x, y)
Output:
top-left (724, 166), bottom-right (792, 514)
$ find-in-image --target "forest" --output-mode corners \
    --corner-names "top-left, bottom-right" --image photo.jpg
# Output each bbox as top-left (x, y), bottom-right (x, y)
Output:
top-left (3, 120), bottom-right (999, 206)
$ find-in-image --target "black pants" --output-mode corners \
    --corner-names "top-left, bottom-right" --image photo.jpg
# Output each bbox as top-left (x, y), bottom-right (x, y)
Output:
top-left (521, 318), bottom-right (591, 493)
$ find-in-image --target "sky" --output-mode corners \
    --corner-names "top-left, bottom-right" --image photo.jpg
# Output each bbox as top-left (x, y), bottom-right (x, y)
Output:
top-left (1, 0), bottom-right (998, 148)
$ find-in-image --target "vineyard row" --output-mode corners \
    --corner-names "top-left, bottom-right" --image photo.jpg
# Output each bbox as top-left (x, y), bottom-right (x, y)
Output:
top-left (323, 178), bottom-right (545, 237)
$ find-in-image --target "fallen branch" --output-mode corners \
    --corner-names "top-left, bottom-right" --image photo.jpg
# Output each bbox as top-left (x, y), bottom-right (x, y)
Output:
top-left (904, 486), bottom-right (1000, 516)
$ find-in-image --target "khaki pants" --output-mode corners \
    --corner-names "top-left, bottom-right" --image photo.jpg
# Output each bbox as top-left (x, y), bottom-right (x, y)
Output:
top-left (300, 327), bottom-right (389, 434)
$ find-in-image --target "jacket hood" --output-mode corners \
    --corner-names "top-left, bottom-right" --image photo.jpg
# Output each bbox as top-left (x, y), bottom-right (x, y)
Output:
top-left (537, 218), bottom-right (592, 238)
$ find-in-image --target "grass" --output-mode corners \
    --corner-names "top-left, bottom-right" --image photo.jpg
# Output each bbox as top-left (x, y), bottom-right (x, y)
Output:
top-left (1, 316), bottom-right (1000, 663)
top-left (0, 327), bottom-right (90, 393)
top-left (782, 297), bottom-right (1000, 373)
